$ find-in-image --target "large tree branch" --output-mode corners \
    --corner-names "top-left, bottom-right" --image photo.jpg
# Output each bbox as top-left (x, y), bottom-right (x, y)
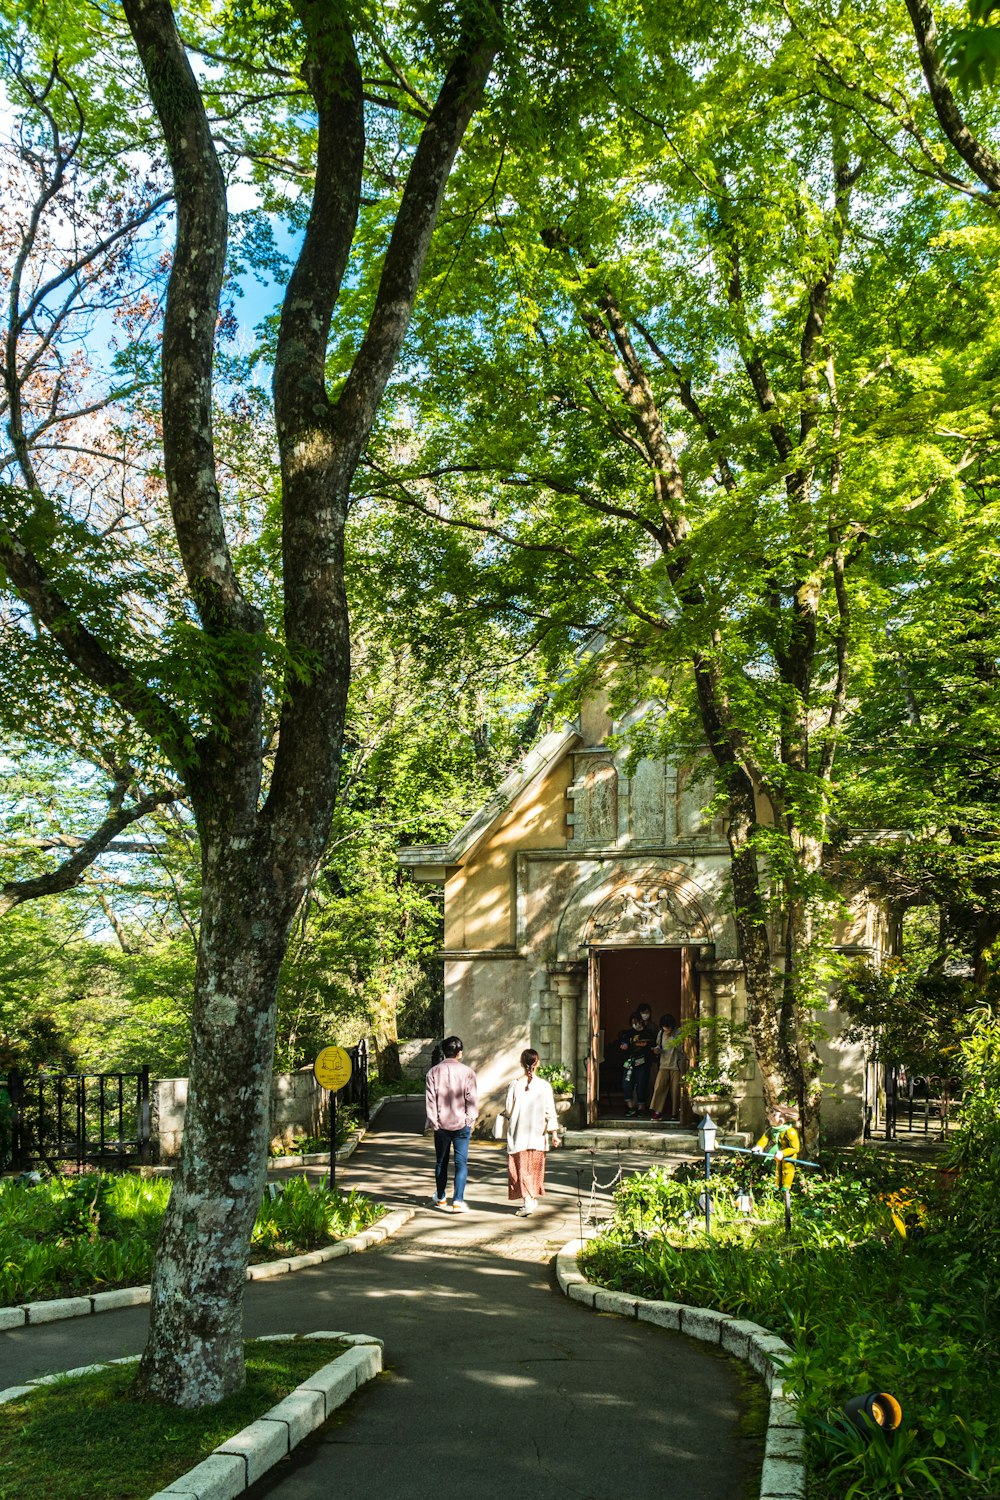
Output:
top-left (723, 240), bottom-right (796, 466)
top-left (0, 781), bottom-right (181, 917)
top-left (3, 70), bottom-right (75, 495)
top-left (266, 4), bottom-right (502, 846)
top-left (798, 147), bottom-right (861, 452)
top-left (780, 1), bottom-right (989, 198)
top-left (576, 297), bottom-right (778, 800)
top-left (122, 0), bottom-right (253, 637)
top-left (583, 294), bottom-right (687, 551)
top-left (17, 193), bottom-right (171, 341)
top-left (364, 461), bottom-right (672, 631)
top-left (634, 320), bottom-right (738, 493)
top-left (904, 0), bottom-right (1000, 193)
top-left (273, 0), bottom-right (365, 440)
top-left (335, 6), bottom-right (502, 453)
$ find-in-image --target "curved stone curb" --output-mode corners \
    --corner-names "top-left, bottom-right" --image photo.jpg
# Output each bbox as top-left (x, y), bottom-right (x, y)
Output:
top-left (265, 1092), bottom-right (424, 1167)
top-left (0, 1208), bottom-right (415, 1333)
top-left (0, 1332), bottom-right (383, 1500)
top-left (555, 1240), bottom-right (805, 1500)
top-left (267, 1094), bottom-right (395, 1169)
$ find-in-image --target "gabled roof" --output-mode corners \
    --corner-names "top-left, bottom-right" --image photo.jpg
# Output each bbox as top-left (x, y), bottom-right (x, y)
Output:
top-left (398, 722), bottom-right (579, 878)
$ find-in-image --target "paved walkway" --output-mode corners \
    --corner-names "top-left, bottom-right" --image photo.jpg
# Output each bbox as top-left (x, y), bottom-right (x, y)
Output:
top-left (0, 1100), bottom-right (763, 1500)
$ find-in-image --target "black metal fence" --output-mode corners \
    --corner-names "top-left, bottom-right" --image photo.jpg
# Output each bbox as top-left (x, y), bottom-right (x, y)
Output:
top-left (1, 1067), bottom-right (152, 1172)
top-left (342, 1038), bottom-right (370, 1122)
top-left (864, 1059), bottom-right (956, 1141)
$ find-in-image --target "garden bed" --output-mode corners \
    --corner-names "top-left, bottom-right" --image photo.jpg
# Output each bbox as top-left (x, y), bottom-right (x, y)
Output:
top-left (0, 1173), bottom-right (384, 1306)
top-left (579, 1149), bottom-right (999, 1499)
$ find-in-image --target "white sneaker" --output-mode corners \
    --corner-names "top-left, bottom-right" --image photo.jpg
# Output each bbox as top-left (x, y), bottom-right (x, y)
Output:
top-left (451, 1200), bottom-right (470, 1213)
top-left (431, 1198), bottom-right (448, 1209)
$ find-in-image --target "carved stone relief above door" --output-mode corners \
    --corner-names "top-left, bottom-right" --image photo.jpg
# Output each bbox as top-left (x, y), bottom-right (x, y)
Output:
top-left (587, 883), bottom-right (705, 946)
top-left (553, 862), bottom-right (716, 956)
top-left (566, 752), bottom-right (619, 847)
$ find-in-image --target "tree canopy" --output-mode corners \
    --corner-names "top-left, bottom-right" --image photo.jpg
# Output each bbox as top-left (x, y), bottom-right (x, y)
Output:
top-left (2, 0), bottom-right (1000, 1405)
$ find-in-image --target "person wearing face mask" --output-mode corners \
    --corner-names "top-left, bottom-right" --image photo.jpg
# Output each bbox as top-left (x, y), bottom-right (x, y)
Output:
top-left (650, 1012), bottom-right (683, 1121)
top-left (620, 1010), bottom-right (655, 1116)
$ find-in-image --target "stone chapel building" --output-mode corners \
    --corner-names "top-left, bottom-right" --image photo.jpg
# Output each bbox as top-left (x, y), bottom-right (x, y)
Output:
top-left (399, 692), bottom-right (885, 1142)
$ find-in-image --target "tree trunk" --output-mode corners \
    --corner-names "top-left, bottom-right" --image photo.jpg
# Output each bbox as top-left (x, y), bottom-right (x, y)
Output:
top-left (135, 815), bottom-right (300, 1405)
top-left (720, 763), bottom-right (795, 1113)
top-left (778, 829), bottom-right (827, 1151)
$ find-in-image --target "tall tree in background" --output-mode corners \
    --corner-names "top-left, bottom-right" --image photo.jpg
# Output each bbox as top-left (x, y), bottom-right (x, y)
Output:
top-left (371, 0), bottom-right (999, 1141)
top-left (1, 0), bottom-right (502, 1405)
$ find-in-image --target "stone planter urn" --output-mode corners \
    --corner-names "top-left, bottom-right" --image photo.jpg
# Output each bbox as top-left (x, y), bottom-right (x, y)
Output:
top-left (554, 1093), bottom-right (573, 1117)
top-left (689, 1094), bottom-right (737, 1131)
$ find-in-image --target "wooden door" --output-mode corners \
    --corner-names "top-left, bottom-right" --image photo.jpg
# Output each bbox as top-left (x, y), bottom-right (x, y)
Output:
top-left (586, 949), bottom-right (600, 1125)
top-left (679, 945), bottom-right (700, 1125)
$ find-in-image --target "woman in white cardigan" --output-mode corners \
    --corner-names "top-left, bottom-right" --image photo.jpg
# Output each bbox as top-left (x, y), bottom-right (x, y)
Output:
top-left (503, 1048), bottom-right (560, 1216)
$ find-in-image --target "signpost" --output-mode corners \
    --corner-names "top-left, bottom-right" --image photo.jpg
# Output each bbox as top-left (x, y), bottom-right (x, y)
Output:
top-left (313, 1046), bottom-right (353, 1188)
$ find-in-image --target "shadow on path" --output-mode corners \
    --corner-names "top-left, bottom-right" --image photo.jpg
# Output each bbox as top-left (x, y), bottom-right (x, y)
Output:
top-left (247, 1099), bottom-right (764, 1500)
top-left (0, 1099), bottom-right (764, 1500)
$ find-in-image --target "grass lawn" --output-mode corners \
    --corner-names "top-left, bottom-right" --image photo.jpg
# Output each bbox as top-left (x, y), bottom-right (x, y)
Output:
top-left (0, 1338), bottom-right (352, 1500)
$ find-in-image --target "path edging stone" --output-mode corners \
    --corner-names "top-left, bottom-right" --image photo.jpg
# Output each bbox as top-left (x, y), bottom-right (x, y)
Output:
top-left (0, 1096), bottom-right (412, 1332)
top-left (0, 1333), bottom-right (382, 1500)
top-left (267, 1094), bottom-right (421, 1168)
top-left (555, 1240), bottom-right (805, 1500)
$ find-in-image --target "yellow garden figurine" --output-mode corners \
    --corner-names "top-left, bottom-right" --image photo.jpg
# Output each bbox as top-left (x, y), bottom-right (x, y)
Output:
top-left (753, 1105), bottom-right (801, 1191)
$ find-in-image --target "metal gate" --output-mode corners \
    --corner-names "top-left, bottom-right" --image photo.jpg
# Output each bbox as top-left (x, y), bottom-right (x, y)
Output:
top-left (1, 1067), bottom-right (152, 1172)
top-left (342, 1039), bottom-right (370, 1122)
top-left (864, 1059), bottom-right (954, 1141)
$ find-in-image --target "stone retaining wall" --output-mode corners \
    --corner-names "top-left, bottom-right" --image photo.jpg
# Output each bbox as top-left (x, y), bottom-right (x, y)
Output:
top-left (153, 1069), bottom-right (326, 1162)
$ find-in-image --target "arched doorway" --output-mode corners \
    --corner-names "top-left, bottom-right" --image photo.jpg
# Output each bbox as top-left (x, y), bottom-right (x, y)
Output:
top-left (588, 945), bottom-right (700, 1122)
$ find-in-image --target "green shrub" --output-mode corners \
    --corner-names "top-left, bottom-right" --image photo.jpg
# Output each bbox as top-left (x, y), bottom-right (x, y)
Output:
top-left (944, 1007), bottom-right (1000, 1293)
top-left (537, 1062), bottom-right (572, 1093)
top-left (581, 1158), bottom-right (999, 1498)
top-left (0, 1169), bottom-right (383, 1304)
top-left (252, 1175), bottom-right (381, 1253)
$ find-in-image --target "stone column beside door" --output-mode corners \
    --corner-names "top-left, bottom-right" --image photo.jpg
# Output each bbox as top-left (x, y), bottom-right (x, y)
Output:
top-left (696, 955), bottom-right (742, 1025)
top-left (547, 961), bottom-right (586, 1125)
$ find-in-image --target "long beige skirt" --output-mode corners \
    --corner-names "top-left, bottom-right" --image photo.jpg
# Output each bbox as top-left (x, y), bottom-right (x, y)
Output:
top-left (508, 1149), bottom-right (546, 1200)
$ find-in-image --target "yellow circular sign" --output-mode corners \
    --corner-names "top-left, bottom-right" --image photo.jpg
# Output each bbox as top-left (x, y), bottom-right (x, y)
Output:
top-left (313, 1046), bottom-right (353, 1092)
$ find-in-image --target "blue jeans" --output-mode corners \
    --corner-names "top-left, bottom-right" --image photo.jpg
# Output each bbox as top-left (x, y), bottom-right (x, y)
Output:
top-left (434, 1126), bottom-right (471, 1202)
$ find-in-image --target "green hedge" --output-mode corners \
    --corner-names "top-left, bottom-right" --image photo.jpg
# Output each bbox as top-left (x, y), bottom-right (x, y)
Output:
top-left (0, 1172), bottom-right (383, 1305)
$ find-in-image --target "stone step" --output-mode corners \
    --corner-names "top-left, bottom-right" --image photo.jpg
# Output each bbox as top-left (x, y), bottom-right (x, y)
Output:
top-left (562, 1127), bottom-right (752, 1153)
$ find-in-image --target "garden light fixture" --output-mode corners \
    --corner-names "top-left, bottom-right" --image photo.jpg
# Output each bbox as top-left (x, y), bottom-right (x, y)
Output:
top-left (843, 1391), bottom-right (902, 1445)
top-left (697, 1112), bottom-right (716, 1236)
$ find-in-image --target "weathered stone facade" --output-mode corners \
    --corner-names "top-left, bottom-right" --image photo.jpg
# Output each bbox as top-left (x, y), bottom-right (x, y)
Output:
top-left (400, 696), bottom-right (882, 1142)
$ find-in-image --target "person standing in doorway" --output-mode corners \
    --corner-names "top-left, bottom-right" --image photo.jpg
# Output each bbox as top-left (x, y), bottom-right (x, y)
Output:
top-left (425, 1036), bottom-right (478, 1212)
top-left (501, 1048), bottom-right (560, 1216)
top-left (621, 1011), bottom-right (655, 1116)
top-left (637, 1003), bottom-right (656, 1107)
top-left (650, 1013), bottom-right (683, 1121)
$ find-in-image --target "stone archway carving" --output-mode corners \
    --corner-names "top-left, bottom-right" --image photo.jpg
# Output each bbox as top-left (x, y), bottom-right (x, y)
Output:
top-left (554, 861), bottom-right (716, 961)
